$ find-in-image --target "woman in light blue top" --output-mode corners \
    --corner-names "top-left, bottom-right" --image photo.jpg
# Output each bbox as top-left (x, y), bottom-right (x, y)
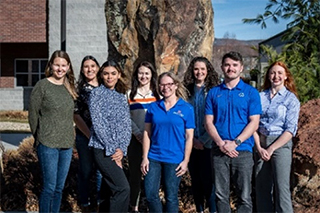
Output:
top-left (254, 61), bottom-right (300, 213)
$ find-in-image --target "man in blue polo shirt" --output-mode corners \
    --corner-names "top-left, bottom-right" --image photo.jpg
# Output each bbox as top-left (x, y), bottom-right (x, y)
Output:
top-left (205, 51), bottom-right (261, 213)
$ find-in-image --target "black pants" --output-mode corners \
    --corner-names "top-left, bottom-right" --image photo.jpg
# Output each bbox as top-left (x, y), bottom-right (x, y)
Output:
top-left (93, 148), bottom-right (130, 212)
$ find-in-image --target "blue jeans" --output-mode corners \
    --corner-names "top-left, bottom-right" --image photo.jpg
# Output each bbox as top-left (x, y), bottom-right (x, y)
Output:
top-left (213, 148), bottom-right (253, 213)
top-left (189, 148), bottom-right (216, 212)
top-left (37, 143), bottom-right (72, 213)
top-left (255, 135), bottom-right (293, 213)
top-left (76, 133), bottom-right (102, 206)
top-left (144, 159), bottom-right (182, 213)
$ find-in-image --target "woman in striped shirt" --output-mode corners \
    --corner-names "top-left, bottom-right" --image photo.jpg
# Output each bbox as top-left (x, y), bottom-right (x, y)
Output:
top-left (127, 61), bottom-right (160, 212)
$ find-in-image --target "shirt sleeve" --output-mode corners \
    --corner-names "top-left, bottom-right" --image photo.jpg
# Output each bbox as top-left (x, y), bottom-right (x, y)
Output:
top-left (28, 82), bottom-right (43, 138)
top-left (185, 105), bottom-right (195, 129)
top-left (88, 88), bottom-right (107, 144)
top-left (117, 95), bottom-right (132, 155)
top-left (205, 89), bottom-right (214, 115)
top-left (249, 88), bottom-right (262, 116)
top-left (284, 95), bottom-right (300, 136)
top-left (145, 103), bottom-right (153, 123)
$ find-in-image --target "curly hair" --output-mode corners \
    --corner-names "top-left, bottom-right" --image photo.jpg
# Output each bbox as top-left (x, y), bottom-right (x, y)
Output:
top-left (263, 61), bottom-right (299, 98)
top-left (183, 57), bottom-right (219, 96)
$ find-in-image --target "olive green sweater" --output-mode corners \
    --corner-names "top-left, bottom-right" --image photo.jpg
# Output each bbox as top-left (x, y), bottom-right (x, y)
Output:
top-left (28, 78), bottom-right (75, 148)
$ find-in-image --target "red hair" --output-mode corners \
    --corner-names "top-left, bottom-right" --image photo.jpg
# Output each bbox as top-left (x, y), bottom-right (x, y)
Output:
top-left (262, 61), bottom-right (299, 98)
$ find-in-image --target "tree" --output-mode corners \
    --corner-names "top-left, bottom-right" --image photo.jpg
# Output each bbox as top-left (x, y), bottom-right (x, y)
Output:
top-left (243, 0), bottom-right (320, 103)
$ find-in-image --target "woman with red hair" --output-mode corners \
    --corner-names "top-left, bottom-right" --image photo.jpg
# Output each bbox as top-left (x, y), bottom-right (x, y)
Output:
top-left (254, 61), bottom-right (300, 213)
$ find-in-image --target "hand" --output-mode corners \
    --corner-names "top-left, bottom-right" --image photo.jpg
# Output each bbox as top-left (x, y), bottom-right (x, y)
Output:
top-left (223, 140), bottom-right (239, 158)
top-left (266, 146), bottom-right (275, 159)
top-left (111, 148), bottom-right (123, 168)
top-left (141, 158), bottom-right (149, 176)
top-left (193, 138), bottom-right (204, 150)
top-left (257, 147), bottom-right (271, 161)
top-left (175, 160), bottom-right (188, 177)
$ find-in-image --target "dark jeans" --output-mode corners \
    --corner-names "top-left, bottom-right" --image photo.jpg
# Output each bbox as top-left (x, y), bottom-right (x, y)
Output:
top-left (213, 148), bottom-right (253, 213)
top-left (255, 135), bottom-right (293, 213)
top-left (189, 148), bottom-right (216, 212)
top-left (92, 148), bottom-right (130, 212)
top-left (75, 133), bottom-right (102, 206)
top-left (127, 135), bottom-right (143, 207)
top-left (144, 159), bottom-right (182, 213)
top-left (37, 143), bottom-right (72, 213)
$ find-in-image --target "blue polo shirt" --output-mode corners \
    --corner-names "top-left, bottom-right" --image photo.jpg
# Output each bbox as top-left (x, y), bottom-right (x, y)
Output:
top-left (145, 98), bottom-right (195, 164)
top-left (205, 80), bottom-right (261, 152)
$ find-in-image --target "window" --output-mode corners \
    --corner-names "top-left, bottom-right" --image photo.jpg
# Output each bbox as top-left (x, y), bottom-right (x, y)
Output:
top-left (15, 59), bottom-right (47, 87)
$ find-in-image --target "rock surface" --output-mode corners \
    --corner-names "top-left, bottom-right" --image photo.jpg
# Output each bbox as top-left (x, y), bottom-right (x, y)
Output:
top-left (291, 99), bottom-right (320, 212)
top-left (105, 0), bottom-right (214, 77)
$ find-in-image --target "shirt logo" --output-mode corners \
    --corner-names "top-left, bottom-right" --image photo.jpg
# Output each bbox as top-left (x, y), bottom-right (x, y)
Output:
top-left (239, 92), bottom-right (245, 97)
top-left (173, 110), bottom-right (184, 117)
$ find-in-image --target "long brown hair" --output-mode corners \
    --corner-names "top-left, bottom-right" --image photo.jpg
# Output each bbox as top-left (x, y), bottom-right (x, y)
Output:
top-left (263, 61), bottom-right (298, 98)
top-left (98, 60), bottom-right (129, 94)
top-left (130, 61), bottom-right (160, 101)
top-left (45, 50), bottom-right (78, 100)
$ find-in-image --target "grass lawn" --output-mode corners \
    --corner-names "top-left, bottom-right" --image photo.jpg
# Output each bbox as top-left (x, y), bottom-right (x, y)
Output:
top-left (0, 110), bottom-right (28, 123)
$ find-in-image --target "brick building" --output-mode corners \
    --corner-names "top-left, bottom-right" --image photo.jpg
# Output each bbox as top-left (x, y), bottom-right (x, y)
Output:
top-left (0, 0), bottom-right (108, 110)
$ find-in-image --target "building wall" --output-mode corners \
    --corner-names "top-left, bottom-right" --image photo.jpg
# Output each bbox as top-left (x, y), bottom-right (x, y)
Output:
top-left (49, 0), bottom-right (108, 77)
top-left (0, 0), bottom-right (46, 42)
top-left (0, 88), bottom-right (32, 110)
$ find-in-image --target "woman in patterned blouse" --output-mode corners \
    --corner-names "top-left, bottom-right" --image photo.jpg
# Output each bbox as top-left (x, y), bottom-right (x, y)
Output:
top-left (74, 55), bottom-right (102, 212)
top-left (254, 61), bottom-right (300, 213)
top-left (88, 60), bottom-right (131, 212)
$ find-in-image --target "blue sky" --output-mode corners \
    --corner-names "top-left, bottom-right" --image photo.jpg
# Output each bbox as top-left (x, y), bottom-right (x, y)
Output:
top-left (212, 0), bottom-right (291, 40)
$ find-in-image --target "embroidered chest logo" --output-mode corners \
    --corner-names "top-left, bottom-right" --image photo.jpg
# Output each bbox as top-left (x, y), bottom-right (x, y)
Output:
top-left (238, 92), bottom-right (245, 97)
top-left (173, 110), bottom-right (184, 117)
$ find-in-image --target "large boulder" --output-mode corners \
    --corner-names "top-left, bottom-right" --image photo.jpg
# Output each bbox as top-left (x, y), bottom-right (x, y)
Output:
top-left (292, 99), bottom-right (320, 212)
top-left (105, 0), bottom-right (214, 77)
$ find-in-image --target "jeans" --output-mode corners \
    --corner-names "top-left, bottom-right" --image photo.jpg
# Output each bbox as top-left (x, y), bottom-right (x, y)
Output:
top-left (144, 159), bottom-right (182, 213)
top-left (127, 135), bottom-right (143, 207)
top-left (37, 143), bottom-right (73, 213)
top-left (255, 135), bottom-right (293, 213)
top-left (213, 148), bottom-right (253, 213)
top-left (92, 148), bottom-right (130, 212)
top-left (76, 133), bottom-right (102, 206)
top-left (188, 148), bottom-right (216, 212)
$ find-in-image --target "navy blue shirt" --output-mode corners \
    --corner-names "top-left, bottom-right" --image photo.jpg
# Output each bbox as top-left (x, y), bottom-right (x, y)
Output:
top-left (205, 80), bottom-right (262, 152)
top-left (145, 98), bottom-right (195, 164)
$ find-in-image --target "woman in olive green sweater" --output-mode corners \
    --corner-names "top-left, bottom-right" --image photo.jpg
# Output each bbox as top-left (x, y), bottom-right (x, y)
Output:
top-left (28, 50), bottom-right (78, 213)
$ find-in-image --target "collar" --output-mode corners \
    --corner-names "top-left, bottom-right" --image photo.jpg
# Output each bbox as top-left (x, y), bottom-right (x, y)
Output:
top-left (221, 79), bottom-right (244, 90)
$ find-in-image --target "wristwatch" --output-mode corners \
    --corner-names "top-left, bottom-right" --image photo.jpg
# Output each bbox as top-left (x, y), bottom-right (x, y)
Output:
top-left (234, 138), bottom-right (242, 146)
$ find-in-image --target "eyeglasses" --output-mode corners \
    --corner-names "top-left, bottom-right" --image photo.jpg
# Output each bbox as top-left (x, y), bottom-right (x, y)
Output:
top-left (159, 82), bottom-right (175, 88)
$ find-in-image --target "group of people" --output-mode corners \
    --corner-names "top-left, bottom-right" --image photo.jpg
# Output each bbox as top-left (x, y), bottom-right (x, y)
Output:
top-left (28, 50), bottom-right (300, 213)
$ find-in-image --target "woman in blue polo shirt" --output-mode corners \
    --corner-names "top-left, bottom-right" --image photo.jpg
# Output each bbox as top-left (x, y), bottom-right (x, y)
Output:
top-left (141, 72), bottom-right (195, 213)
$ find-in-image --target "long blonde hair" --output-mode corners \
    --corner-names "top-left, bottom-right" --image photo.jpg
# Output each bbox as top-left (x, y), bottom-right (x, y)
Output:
top-left (45, 50), bottom-right (78, 100)
top-left (158, 72), bottom-right (188, 101)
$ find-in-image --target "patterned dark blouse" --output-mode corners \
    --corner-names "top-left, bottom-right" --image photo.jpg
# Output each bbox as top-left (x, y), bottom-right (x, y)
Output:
top-left (88, 84), bottom-right (131, 156)
top-left (74, 82), bottom-right (97, 133)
